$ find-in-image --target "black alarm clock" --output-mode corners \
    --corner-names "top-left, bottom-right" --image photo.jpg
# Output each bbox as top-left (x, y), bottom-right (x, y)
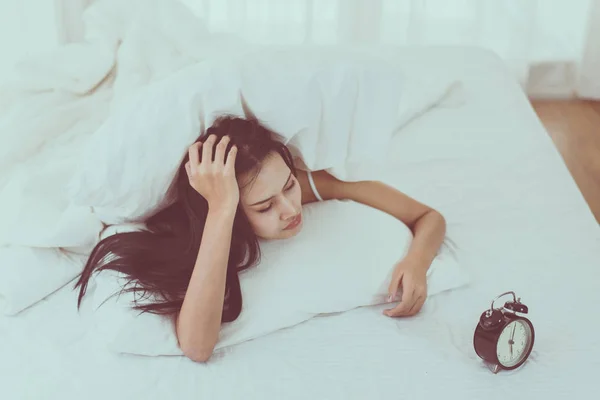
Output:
top-left (473, 291), bottom-right (535, 374)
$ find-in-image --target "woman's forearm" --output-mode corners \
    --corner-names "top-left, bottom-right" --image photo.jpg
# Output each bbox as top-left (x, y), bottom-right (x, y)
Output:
top-left (330, 179), bottom-right (447, 271)
top-left (176, 208), bottom-right (236, 362)
top-left (404, 210), bottom-right (446, 271)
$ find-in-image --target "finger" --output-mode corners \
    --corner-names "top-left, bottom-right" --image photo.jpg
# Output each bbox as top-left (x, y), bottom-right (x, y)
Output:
top-left (384, 288), bottom-right (415, 317)
top-left (214, 135), bottom-right (230, 165)
top-left (383, 299), bottom-right (412, 317)
top-left (188, 142), bottom-right (202, 170)
top-left (404, 291), bottom-right (420, 316)
top-left (408, 295), bottom-right (426, 315)
top-left (225, 145), bottom-right (238, 171)
top-left (400, 283), bottom-right (414, 307)
top-left (202, 134), bottom-right (216, 164)
top-left (387, 271), bottom-right (403, 301)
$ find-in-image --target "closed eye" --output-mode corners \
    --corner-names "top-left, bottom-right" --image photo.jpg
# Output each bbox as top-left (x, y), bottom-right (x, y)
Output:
top-left (257, 179), bottom-right (296, 213)
top-left (258, 205), bottom-right (272, 213)
top-left (285, 180), bottom-right (296, 191)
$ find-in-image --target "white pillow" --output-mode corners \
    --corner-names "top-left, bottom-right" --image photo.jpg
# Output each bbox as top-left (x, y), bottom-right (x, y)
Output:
top-left (67, 46), bottom-right (458, 225)
top-left (87, 200), bottom-right (470, 357)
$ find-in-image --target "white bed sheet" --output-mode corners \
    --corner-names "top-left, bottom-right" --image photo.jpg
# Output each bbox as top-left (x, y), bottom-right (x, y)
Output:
top-left (1, 46), bottom-right (599, 400)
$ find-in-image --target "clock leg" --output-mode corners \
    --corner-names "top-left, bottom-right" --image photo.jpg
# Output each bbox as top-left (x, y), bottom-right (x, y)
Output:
top-left (483, 360), bottom-right (501, 374)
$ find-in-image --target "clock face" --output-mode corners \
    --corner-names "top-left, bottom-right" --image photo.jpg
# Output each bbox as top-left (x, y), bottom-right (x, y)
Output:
top-left (496, 319), bottom-right (533, 367)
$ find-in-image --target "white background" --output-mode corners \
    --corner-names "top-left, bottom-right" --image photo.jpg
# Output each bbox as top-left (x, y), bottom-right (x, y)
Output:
top-left (1, 0), bottom-right (599, 98)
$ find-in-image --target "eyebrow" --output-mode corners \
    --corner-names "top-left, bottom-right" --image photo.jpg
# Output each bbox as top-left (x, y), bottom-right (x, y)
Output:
top-left (248, 172), bottom-right (292, 206)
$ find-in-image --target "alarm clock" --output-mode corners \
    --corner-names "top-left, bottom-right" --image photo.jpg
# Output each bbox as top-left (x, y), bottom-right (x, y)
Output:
top-left (473, 291), bottom-right (535, 374)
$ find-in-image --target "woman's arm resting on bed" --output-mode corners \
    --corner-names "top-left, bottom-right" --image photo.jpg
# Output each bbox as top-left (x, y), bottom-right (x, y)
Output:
top-left (333, 179), bottom-right (446, 266)
top-left (381, 208), bottom-right (446, 317)
top-left (312, 171), bottom-right (447, 316)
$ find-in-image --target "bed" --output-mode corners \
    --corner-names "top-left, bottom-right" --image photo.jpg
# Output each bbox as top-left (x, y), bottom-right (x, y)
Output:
top-left (1, 46), bottom-right (599, 400)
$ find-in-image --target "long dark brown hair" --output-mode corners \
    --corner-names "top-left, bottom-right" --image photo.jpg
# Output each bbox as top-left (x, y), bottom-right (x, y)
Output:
top-left (73, 116), bottom-right (297, 323)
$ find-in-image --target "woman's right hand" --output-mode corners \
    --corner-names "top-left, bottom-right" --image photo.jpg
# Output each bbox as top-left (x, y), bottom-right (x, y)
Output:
top-left (185, 135), bottom-right (239, 213)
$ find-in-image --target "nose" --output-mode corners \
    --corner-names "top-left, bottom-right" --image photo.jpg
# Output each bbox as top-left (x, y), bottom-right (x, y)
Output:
top-left (279, 197), bottom-right (298, 220)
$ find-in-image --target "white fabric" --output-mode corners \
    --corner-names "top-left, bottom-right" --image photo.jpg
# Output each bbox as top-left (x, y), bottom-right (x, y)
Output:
top-left (306, 170), bottom-right (323, 202)
top-left (0, 0), bottom-right (226, 314)
top-left (0, 0), bottom-right (460, 315)
top-left (0, 0), bottom-right (212, 314)
top-left (66, 43), bottom-right (459, 224)
top-left (0, 246), bottom-right (88, 314)
top-left (0, 0), bottom-right (61, 80)
top-left (88, 200), bottom-right (469, 356)
top-left (1, 47), bottom-right (599, 399)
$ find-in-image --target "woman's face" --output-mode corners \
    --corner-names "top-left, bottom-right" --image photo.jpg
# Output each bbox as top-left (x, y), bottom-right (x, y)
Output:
top-left (238, 153), bottom-right (303, 240)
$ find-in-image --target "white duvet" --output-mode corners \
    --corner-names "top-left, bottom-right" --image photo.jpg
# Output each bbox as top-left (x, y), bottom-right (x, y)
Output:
top-left (0, 0), bottom-right (459, 315)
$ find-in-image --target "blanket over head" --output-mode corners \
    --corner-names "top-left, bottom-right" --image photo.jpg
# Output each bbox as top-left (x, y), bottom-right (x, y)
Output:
top-left (0, 0), bottom-right (463, 315)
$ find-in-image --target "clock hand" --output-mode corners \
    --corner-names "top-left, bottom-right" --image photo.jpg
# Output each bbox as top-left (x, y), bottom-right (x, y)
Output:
top-left (509, 324), bottom-right (516, 357)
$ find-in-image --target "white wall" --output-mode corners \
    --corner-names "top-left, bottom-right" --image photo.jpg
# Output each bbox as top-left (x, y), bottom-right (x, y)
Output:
top-left (1, 0), bottom-right (598, 99)
top-left (578, 0), bottom-right (600, 98)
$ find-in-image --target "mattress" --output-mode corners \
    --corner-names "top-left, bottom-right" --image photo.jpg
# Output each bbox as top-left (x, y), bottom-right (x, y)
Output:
top-left (1, 46), bottom-right (599, 400)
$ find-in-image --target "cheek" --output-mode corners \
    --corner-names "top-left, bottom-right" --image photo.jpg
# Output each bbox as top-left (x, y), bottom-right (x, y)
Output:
top-left (295, 184), bottom-right (303, 204)
top-left (292, 186), bottom-right (303, 210)
top-left (247, 212), bottom-right (279, 233)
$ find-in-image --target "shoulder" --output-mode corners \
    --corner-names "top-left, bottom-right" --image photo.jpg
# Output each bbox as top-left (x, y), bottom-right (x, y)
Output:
top-left (296, 169), bottom-right (343, 205)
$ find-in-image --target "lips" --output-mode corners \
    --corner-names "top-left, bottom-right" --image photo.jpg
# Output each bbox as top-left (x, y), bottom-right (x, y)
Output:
top-left (284, 214), bottom-right (302, 230)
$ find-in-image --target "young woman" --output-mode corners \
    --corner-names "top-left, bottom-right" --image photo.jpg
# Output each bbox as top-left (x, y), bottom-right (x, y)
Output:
top-left (74, 116), bottom-right (446, 362)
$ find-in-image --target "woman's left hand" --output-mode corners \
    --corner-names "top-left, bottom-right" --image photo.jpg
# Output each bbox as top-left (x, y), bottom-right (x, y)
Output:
top-left (383, 257), bottom-right (429, 317)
